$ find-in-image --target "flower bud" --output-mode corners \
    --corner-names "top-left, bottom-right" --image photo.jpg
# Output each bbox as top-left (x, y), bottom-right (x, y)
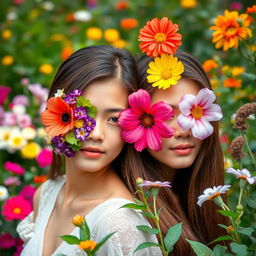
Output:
top-left (72, 214), bottom-right (84, 227)
top-left (79, 240), bottom-right (97, 251)
top-left (226, 225), bottom-right (234, 234)
top-left (236, 204), bottom-right (244, 212)
top-left (136, 177), bottom-right (144, 185)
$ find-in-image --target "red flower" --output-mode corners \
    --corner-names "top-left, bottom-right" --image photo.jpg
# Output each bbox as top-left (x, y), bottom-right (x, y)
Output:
top-left (41, 97), bottom-right (75, 137)
top-left (138, 17), bottom-right (182, 58)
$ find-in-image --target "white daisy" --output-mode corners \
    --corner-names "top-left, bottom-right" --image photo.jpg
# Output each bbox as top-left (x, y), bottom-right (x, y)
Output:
top-left (227, 168), bottom-right (256, 184)
top-left (54, 89), bottom-right (65, 98)
top-left (0, 186), bottom-right (9, 201)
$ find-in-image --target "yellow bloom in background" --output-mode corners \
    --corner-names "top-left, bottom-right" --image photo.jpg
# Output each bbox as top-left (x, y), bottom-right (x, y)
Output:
top-left (104, 29), bottom-right (120, 43)
top-left (72, 215), bottom-right (84, 227)
top-left (50, 34), bottom-right (66, 42)
top-left (232, 66), bottom-right (245, 76)
top-left (210, 10), bottom-right (252, 51)
top-left (248, 44), bottom-right (256, 52)
top-left (2, 55), bottom-right (14, 66)
top-left (112, 39), bottom-right (127, 49)
top-left (37, 128), bottom-right (47, 138)
top-left (210, 79), bottom-right (219, 90)
top-left (86, 27), bottom-right (102, 40)
top-left (8, 131), bottom-right (27, 150)
top-left (21, 127), bottom-right (37, 140)
top-left (39, 64), bottom-right (53, 74)
top-left (147, 54), bottom-right (184, 90)
top-left (79, 240), bottom-right (97, 251)
top-left (29, 9), bottom-right (40, 20)
top-left (2, 29), bottom-right (12, 40)
top-left (202, 59), bottom-right (219, 72)
top-left (21, 142), bottom-right (41, 159)
top-left (180, 0), bottom-right (197, 8)
top-left (222, 65), bottom-right (230, 74)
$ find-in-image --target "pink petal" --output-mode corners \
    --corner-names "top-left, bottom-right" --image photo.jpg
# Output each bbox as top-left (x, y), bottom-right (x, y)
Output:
top-left (203, 104), bottom-right (223, 121)
top-left (195, 88), bottom-right (216, 109)
top-left (153, 121), bottom-right (174, 138)
top-left (179, 94), bottom-right (196, 115)
top-left (128, 89), bottom-right (151, 114)
top-left (121, 125), bottom-right (145, 143)
top-left (151, 102), bottom-right (174, 121)
top-left (147, 128), bottom-right (162, 151)
top-left (118, 109), bottom-right (140, 130)
top-left (191, 118), bottom-right (213, 140)
top-left (134, 137), bottom-right (148, 152)
top-left (177, 114), bottom-right (195, 130)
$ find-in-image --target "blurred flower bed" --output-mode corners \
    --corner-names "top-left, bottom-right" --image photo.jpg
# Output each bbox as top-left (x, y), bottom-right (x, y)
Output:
top-left (0, 0), bottom-right (255, 255)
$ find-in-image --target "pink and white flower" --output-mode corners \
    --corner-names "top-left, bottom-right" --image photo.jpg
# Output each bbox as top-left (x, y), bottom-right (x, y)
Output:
top-left (197, 185), bottom-right (231, 207)
top-left (118, 89), bottom-right (174, 152)
top-left (177, 88), bottom-right (223, 140)
top-left (139, 180), bottom-right (171, 188)
top-left (226, 168), bottom-right (256, 184)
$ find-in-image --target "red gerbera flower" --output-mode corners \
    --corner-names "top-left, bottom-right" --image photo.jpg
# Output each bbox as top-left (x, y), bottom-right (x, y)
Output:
top-left (41, 97), bottom-right (75, 137)
top-left (138, 17), bottom-right (182, 58)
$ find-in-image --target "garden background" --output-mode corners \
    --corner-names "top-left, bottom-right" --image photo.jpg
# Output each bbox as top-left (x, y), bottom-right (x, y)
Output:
top-left (0, 0), bottom-right (255, 255)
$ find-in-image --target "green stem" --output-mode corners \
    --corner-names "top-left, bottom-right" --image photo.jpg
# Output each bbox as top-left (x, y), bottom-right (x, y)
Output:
top-left (242, 133), bottom-right (256, 169)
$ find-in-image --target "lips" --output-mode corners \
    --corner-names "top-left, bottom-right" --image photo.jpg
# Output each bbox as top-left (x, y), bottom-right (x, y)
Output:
top-left (170, 144), bottom-right (194, 155)
top-left (80, 147), bottom-right (105, 159)
top-left (172, 144), bottom-right (194, 150)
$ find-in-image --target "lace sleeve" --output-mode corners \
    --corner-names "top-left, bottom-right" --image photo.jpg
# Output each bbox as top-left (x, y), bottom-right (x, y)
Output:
top-left (95, 207), bottom-right (163, 256)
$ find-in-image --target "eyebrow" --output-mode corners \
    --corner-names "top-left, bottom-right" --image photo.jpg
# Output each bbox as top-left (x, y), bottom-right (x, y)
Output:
top-left (104, 108), bottom-right (125, 113)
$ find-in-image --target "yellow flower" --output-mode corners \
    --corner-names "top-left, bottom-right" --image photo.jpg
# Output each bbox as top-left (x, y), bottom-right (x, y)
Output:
top-left (232, 66), bottom-right (245, 76)
top-left (79, 240), bottom-right (97, 251)
top-left (221, 65), bottom-right (230, 74)
top-left (72, 215), bottom-right (84, 227)
top-left (2, 29), bottom-right (12, 40)
top-left (112, 39), bottom-right (127, 49)
top-left (29, 9), bottom-right (40, 20)
top-left (180, 0), bottom-right (197, 8)
top-left (39, 64), bottom-right (53, 74)
top-left (210, 10), bottom-right (252, 51)
top-left (210, 79), bottom-right (219, 90)
top-left (104, 29), bottom-right (120, 43)
top-left (147, 54), bottom-right (184, 90)
top-left (8, 132), bottom-right (27, 150)
top-left (86, 27), bottom-right (102, 40)
top-left (2, 56), bottom-right (14, 66)
top-left (51, 34), bottom-right (66, 41)
top-left (21, 142), bottom-right (41, 159)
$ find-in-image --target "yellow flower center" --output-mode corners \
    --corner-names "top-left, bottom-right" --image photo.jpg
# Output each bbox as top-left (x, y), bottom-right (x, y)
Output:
top-left (13, 207), bottom-right (21, 214)
top-left (3, 133), bottom-right (9, 141)
top-left (75, 120), bottom-right (84, 128)
top-left (13, 137), bottom-right (22, 146)
top-left (191, 106), bottom-right (203, 120)
top-left (161, 68), bottom-right (173, 80)
top-left (0, 191), bottom-right (4, 196)
top-left (240, 175), bottom-right (247, 180)
top-left (226, 26), bottom-right (237, 37)
top-left (208, 192), bottom-right (221, 200)
top-left (154, 33), bottom-right (166, 42)
top-left (140, 113), bottom-right (154, 128)
top-left (87, 121), bottom-right (91, 126)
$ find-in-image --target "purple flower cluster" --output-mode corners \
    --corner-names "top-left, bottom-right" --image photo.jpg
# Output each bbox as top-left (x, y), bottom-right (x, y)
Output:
top-left (52, 136), bottom-right (75, 158)
top-left (64, 90), bottom-right (82, 105)
top-left (74, 116), bottom-right (96, 141)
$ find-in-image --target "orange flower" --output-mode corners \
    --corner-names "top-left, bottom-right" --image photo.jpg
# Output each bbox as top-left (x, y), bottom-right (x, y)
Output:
top-left (138, 17), bottom-right (182, 57)
top-left (210, 10), bottom-right (252, 51)
top-left (202, 59), bottom-right (219, 72)
top-left (61, 46), bottom-right (73, 61)
top-left (120, 18), bottom-right (138, 30)
top-left (246, 5), bottom-right (256, 14)
top-left (41, 97), bottom-right (75, 137)
top-left (33, 175), bottom-right (47, 183)
top-left (223, 78), bottom-right (242, 88)
top-left (115, 1), bottom-right (128, 10)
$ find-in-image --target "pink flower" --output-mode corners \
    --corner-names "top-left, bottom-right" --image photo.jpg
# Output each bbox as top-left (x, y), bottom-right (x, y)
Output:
top-left (14, 238), bottom-right (24, 256)
top-left (4, 161), bottom-right (25, 175)
top-left (177, 88), bottom-right (223, 140)
top-left (0, 233), bottom-right (16, 249)
top-left (36, 148), bottom-right (53, 168)
top-left (17, 114), bottom-right (32, 128)
top-left (12, 95), bottom-right (29, 106)
top-left (0, 86), bottom-right (11, 105)
top-left (19, 185), bottom-right (36, 205)
top-left (28, 83), bottom-right (48, 104)
top-left (139, 180), bottom-right (171, 188)
top-left (4, 177), bottom-right (21, 186)
top-left (2, 112), bottom-right (17, 126)
top-left (118, 89), bottom-right (174, 152)
top-left (2, 196), bottom-right (32, 221)
top-left (230, 2), bottom-right (243, 10)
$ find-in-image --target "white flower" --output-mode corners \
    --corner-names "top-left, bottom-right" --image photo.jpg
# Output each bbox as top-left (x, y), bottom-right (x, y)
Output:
top-left (0, 126), bottom-right (14, 149)
top-left (22, 127), bottom-right (37, 140)
top-left (8, 129), bottom-right (27, 150)
top-left (227, 168), bottom-right (256, 184)
top-left (37, 127), bottom-right (47, 138)
top-left (54, 89), bottom-right (65, 98)
top-left (12, 104), bottom-right (26, 115)
top-left (0, 186), bottom-right (9, 201)
top-left (197, 185), bottom-right (231, 207)
top-left (74, 10), bottom-right (92, 22)
top-left (41, 1), bottom-right (55, 11)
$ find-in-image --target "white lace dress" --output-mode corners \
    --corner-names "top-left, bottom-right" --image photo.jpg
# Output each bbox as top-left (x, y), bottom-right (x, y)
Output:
top-left (17, 176), bottom-right (162, 256)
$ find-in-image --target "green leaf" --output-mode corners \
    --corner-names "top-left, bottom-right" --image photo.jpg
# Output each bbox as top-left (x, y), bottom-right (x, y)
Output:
top-left (120, 203), bottom-right (147, 210)
top-left (80, 219), bottom-right (90, 241)
top-left (141, 211), bottom-right (155, 219)
top-left (213, 244), bottom-right (228, 256)
top-left (186, 240), bottom-right (214, 256)
top-left (76, 96), bottom-right (92, 108)
top-left (237, 226), bottom-right (255, 237)
top-left (218, 210), bottom-right (239, 220)
top-left (134, 242), bottom-right (161, 253)
top-left (247, 198), bottom-right (256, 209)
top-left (87, 105), bottom-right (97, 118)
top-left (144, 190), bottom-right (151, 199)
top-left (230, 242), bottom-right (248, 255)
top-left (65, 131), bottom-right (79, 145)
top-left (136, 225), bottom-right (160, 235)
top-left (133, 198), bottom-right (145, 206)
top-left (208, 235), bottom-right (232, 245)
top-left (164, 223), bottom-right (183, 253)
top-left (91, 232), bottom-right (116, 253)
top-left (59, 235), bottom-right (80, 245)
top-left (70, 142), bottom-right (82, 151)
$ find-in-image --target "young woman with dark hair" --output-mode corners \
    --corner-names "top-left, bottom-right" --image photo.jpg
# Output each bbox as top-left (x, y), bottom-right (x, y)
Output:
top-left (121, 50), bottom-right (229, 255)
top-left (17, 45), bottom-right (162, 256)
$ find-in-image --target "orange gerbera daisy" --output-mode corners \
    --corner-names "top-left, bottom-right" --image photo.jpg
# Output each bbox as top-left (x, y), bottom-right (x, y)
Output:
top-left (246, 5), bottom-right (256, 14)
top-left (138, 17), bottom-right (182, 58)
top-left (210, 10), bottom-right (252, 51)
top-left (41, 97), bottom-right (75, 137)
top-left (223, 78), bottom-right (242, 88)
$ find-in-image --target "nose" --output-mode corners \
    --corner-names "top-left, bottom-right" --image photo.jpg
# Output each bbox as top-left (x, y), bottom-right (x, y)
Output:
top-left (170, 117), bottom-right (191, 138)
top-left (87, 119), bottom-right (104, 141)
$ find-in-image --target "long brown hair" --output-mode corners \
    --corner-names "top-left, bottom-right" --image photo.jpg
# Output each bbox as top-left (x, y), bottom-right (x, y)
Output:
top-left (47, 45), bottom-right (138, 179)
top-left (121, 50), bottom-right (229, 255)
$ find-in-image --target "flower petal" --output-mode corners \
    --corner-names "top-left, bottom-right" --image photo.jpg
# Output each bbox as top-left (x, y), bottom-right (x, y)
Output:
top-left (121, 125), bottom-right (145, 144)
top-left (191, 118), bottom-right (213, 140)
top-left (179, 94), bottom-right (196, 115)
top-left (177, 114), bottom-right (195, 130)
top-left (151, 102), bottom-right (174, 120)
top-left (195, 88), bottom-right (216, 108)
top-left (118, 109), bottom-right (140, 130)
top-left (203, 103), bottom-right (223, 121)
top-left (128, 89), bottom-right (151, 113)
top-left (146, 128), bottom-right (162, 151)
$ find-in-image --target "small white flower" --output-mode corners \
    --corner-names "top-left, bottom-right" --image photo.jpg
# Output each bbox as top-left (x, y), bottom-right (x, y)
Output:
top-left (227, 168), bottom-right (256, 184)
top-left (74, 10), bottom-right (92, 22)
top-left (12, 104), bottom-right (26, 115)
top-left (8, 129), bottom-right (27, 150)
top-left (41, 1), bottom-right (55, 11)
top-left (22, 127), bottom-right (37, 140)
top-left (0, 186), bottom-right (9, 201)
top-left (197, 185), bottom-right (231, 207)
top-left (54, 89), bottom-right (65, 98)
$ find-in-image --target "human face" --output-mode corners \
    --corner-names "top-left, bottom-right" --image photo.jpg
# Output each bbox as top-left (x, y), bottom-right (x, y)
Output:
top-left (148, 78), bottom-right (203, 171)
top-left (69, 78), bottom-right (128, 173)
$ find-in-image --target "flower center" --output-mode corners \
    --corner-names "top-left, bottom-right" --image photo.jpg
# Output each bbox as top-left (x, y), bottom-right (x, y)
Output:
top-left (13, 137), bottom-right (22, 146)
top-left (0, 191), bottom-right (4, 196)
top-left (226, 26), bottom-right (237, 37)
top-left (61, 113), bottom-right (70, 123)
top-left (75, 120), bottom-right (84, 128)
top-left (191, 106), bottom-right (203, 120)
top-left (240, 175), bottom-right (247, 180)
top-left (208, 192), bottom-right (221, 200)
top-left (161, 68), bottom-right (173, 80)
top-left (140, 113), bottom-right (154, 128)
top-left (154, 33), bottom-right (166, 42)
top-left (13, 207), bottom-right (21, 214)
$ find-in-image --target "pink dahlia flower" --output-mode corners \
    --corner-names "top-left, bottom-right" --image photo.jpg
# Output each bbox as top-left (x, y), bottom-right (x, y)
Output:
top-left (2, 196), bottom-right (32, 221)
top-left (177, 88), bottom-right (223, 140)
top-left (0, 233), bottom-right (16, 249)
top-left (118, 89), bottom-right (174, 152)
top-left (36, 148), bottom-right (53, 168)
top-left (4, 161), bottom-right (25, 175)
